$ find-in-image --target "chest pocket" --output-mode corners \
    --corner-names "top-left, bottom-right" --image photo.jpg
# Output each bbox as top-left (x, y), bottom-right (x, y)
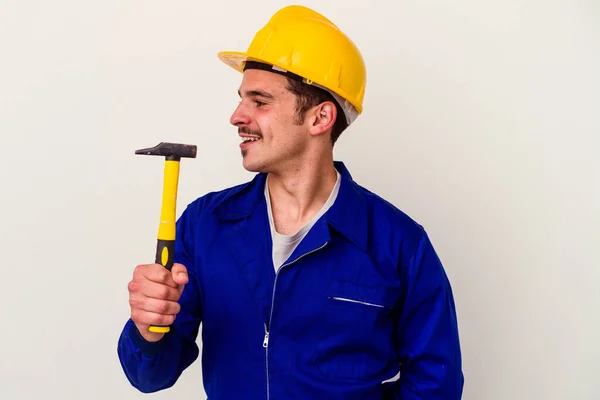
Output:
top-left (311, 280), bottom-right (398, 380)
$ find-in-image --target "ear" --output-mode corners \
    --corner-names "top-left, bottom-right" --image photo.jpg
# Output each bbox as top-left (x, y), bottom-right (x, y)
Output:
top-left (307, 101), bottom-right (337, 137)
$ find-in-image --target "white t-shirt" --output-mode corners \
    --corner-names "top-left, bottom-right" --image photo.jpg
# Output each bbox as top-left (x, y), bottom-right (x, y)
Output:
top-left (265, 170), bottom-right (341, 271)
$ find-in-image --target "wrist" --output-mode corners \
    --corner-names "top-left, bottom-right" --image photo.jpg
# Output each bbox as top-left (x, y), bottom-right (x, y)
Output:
top-left (135, 324), bottom-right (165, 342)
top-left (128, 321), bottom-right (169, 357)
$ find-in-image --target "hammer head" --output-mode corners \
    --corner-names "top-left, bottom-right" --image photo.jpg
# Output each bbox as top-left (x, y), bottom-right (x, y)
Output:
top-left (135, 142), bottom-right (197, 161)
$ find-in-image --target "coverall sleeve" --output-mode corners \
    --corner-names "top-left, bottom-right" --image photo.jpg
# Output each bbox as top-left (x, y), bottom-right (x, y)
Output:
top-left (116, 205), bottom-right (203, 393)
top-left (383, 231), bottom-right (464, 400)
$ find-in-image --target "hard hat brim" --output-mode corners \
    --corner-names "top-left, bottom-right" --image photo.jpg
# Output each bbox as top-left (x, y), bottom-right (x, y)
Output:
top-left (217, 51), bottom-right (250, 73)
top-left (218, 51), bottom-right (303, 78)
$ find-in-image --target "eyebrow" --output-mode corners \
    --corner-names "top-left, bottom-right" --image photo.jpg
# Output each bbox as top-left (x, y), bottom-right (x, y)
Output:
top-left (238, 89), bottom-right (275, 99)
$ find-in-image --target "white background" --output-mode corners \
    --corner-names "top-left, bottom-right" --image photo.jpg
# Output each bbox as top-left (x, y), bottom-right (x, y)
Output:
top-left (1, 1), bottom-right (598, 399)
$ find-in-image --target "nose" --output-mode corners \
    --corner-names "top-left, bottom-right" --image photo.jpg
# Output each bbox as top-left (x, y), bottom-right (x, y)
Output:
top-left (230, 102), bottom-right (251, 127)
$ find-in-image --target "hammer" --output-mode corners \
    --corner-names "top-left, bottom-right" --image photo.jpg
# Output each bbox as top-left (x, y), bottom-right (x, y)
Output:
top-left (135, 142), bottom-right (197, 333)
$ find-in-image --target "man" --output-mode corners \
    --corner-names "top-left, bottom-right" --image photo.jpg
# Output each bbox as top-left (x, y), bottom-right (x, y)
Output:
top-left (117, 5), bottom-right (464, 399)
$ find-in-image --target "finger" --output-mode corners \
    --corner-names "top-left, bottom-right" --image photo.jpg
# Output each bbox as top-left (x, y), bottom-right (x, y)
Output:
top-left (130, 293), bottom-right (181, 315)
top-left (145, 264), bottom-right (178, 288)
top-left (171, 263), bottom-right (189, 286)
top-left (135, 279), bottom-right (182, 301)
top-left (131, 309), bottom-right (176, 327)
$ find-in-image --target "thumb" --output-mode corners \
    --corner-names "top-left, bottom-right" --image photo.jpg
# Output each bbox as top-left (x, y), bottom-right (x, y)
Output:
top-left (171, 263), bottom-right (189, 286)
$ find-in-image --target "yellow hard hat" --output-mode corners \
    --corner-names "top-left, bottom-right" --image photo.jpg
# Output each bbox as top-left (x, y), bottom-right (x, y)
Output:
top-left (217, 5), bottom-right (366, 124)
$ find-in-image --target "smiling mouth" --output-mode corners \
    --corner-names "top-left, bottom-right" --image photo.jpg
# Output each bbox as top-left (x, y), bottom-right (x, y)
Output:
top-left (241, 136), bottom-right (261, 143)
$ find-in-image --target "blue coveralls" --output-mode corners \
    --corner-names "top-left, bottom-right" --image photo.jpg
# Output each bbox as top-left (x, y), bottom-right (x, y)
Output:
top-left (117, 161), bottom-right (464, 399)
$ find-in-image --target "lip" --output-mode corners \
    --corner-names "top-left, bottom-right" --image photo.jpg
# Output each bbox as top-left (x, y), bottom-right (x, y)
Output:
top-left (239, 135), bottom-right (261, 149)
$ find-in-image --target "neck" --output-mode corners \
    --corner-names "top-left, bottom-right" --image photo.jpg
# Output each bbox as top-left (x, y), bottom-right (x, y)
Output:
top-left (266, 152), bottom-right (337, 233)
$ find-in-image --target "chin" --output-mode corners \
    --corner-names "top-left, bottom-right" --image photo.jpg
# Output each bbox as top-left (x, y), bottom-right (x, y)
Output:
top-left (241, 156), bottom-right (268, 173)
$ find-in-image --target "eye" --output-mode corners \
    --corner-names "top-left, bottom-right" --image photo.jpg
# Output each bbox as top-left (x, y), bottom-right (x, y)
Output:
top-left (254, 100), bottom-right (266, 107)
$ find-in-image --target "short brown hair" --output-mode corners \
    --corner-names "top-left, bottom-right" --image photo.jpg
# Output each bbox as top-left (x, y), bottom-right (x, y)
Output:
top-left (285, 78), bottom-right (348, 146)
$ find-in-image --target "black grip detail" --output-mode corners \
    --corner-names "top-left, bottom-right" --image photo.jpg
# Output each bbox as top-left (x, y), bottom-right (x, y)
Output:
top-left (155, 239), bottom-right (175, 271)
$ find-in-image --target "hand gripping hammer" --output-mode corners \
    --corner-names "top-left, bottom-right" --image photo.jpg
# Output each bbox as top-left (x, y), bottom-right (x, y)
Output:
top-left (135, 142), bottom-right (197, 333)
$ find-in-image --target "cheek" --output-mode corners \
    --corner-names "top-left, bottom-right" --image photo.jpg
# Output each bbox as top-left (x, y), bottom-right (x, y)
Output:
top-left (254, 109), bottom-right (302, 146)
top-left (254, 111), bottom-right (282, 137)
top-left (254, 110), bottom-right (275, 125)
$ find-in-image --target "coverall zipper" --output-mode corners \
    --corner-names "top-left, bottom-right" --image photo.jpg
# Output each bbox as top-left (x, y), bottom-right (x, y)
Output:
top-left (264, 242), bottom-right (328, 400)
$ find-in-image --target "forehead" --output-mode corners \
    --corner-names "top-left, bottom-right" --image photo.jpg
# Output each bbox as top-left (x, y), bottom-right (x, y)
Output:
top-left (238, 69), bottom-right (290, 96)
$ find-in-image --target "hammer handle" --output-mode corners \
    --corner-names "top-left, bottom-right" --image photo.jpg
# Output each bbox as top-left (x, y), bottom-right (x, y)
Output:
top-left (148, 160), bottom-right (180, 334)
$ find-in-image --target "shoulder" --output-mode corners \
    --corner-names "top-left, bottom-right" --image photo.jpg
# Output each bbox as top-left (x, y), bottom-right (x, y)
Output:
top-left (180, 174), bottom-right (262, 219)
top-left (348, 180), bottom-right (434, 274)
top-left (354, 180), bottom-right (426, 240)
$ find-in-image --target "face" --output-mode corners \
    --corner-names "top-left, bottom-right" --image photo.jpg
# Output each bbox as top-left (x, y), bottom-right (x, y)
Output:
top-left (229, 69), bottom-right (311, 173)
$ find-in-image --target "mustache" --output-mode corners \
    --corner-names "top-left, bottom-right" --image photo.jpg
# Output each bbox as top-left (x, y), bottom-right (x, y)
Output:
top-left (238, 127), bottom-right (262, 138)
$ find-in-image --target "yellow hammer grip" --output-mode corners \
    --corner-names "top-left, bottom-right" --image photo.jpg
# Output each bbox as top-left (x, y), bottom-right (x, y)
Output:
top-left (149, 160), bottom-right (180, 334)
